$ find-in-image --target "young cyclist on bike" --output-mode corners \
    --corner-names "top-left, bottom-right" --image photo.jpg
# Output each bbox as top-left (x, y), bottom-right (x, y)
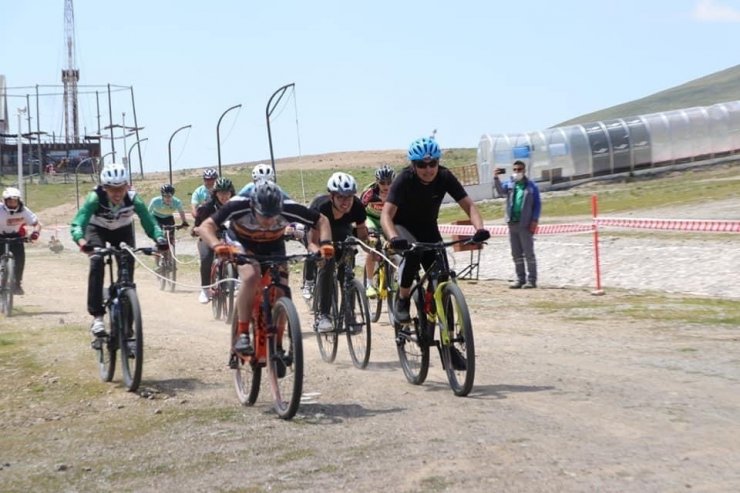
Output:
top-left (71, 164), bottom-right (168, 336)
top-left (148, 184), bottom-right (190, 242)
top-left (302, 172), bottom-right (369, 332)
top-left (360, 164), bottom-right (396, 299)
top-left (380, 137), bottom-right (490, 323)
top-left (190, 168), bottom-right (218, 217)
top-left (198, 180), bottom-right (332, 362)
top-left (193, 177), bottom-right (236, 303)
top-left (1, 187), bottom-right (42, 295)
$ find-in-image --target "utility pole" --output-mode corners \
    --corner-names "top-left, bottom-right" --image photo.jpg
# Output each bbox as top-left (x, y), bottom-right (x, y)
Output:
top-left (62, 0), bottom-right (80, 144)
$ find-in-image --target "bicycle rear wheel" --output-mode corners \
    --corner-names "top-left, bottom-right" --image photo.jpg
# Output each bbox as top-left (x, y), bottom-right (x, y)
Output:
top-left (232, 306), bottom-right (261, 405)
top-left (158, 255), bottom-right (167, 291)
top-left (345, 278), bottom-right (371, 369)
top-left (268, 297), bottom-right (303, 419)
top-left (394, 286), bottom-right (429, 385)
top-left (95, 310), bottom-right (116, 382)
top-left (224, 262), bottom-right (237, 325)
top-left (315, 281), bottom-right (339, 363)
top-left (167, 249), bottom-right (177, 292)
top-left (439, 283), bottom-right (475, 396)
top-left (119, 289), bottom-right (144, 392)
top-left (1, 258), bottom-right (15, 316)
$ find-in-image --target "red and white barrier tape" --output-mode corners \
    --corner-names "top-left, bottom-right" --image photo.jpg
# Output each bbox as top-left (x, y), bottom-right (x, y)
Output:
top-left (439, 218), bottom-right (740, 236)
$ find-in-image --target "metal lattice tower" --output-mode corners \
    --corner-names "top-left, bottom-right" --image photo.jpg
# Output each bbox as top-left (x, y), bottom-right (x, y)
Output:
top-left (62, 0), bottom-right (80, 144)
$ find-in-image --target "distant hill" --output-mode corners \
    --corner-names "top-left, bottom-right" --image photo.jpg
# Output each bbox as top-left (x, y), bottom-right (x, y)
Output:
top-left (554, 64), bottom-right (740, 127)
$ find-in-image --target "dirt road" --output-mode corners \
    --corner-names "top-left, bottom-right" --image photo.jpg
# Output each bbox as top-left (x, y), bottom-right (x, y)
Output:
top-left (1, 242), bottom-right (739, 492)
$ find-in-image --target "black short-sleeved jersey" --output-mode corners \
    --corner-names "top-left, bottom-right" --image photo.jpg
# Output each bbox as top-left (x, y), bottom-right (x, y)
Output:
top-left (309, 194), bottom-right (367, 242)
top-left (386, 165), bottom-right (467, 241)
top-left (210, 196), bottom-right (321, 249)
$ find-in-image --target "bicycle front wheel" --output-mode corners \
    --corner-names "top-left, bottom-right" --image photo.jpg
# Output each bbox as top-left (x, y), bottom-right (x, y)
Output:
top-left (364, 263), bottom-right (382, 323)
top-left (232, 306), bottom-right (261, 405)
top-left (439, 283), bottom-right (475, 396)
top-left (224, 261), bottom-right (237, 325)
top-left (346, 278), bottom-right (371, 369)
top-left (95, 311), bottom-right (116, 382)
top-left (167, 250), bottom-right (177, 293)
top-left (268, 297), bottom-right (303, 420)
top-left (211, 261), bottom-right (224, 320)
top-left (1, 258), bottom-right (15, 316)
top-left (394, 287), bottom-right (429, 385)
top-left (119, 289), bottom-right (144, 392)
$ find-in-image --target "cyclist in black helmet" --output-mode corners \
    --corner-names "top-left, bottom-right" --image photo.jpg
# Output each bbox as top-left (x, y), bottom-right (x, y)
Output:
top-left (192, 177), bottom-right (235, 303)
top-left (198, 180), bottom-right (332, 363)
top-left (148, 184), bottom-right (189, 238)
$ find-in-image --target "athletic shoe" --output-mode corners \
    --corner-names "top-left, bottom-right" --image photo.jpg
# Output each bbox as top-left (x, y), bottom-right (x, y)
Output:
top-left (395, 297), bottom-right (411, 323)
top-left (522, 282), bottom-right (537, 289)
top-left (198, 289), bottom-right (210, 304)
top-left (365, 285), bottom-right (378, 299)
top-left (91, 317), bottom-right (107, 337)
top-left (302, 281), bottom-right (315, 300)
top-left (509, 281), bottom-right (525, 289)
top-left (316, 314), bottom-right (333, 333)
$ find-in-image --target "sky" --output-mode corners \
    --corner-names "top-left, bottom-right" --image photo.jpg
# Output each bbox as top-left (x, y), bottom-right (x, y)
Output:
top-left (2, 0), bottom-right (739, 174)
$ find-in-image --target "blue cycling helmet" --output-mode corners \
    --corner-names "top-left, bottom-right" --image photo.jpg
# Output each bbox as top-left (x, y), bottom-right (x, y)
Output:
top-left (407, 137), bottom-right (442, 161)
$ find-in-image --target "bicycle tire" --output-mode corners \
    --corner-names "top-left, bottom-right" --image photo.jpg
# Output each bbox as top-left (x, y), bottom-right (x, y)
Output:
top-left (232, 306), bottom-right (261, 405)
top-left (439, 283), bottom-right (475, 396)
top-left (211, 261), bottom-right (224, 320)
top-left (119, 289), bottom-right (144, 392)
top-left (2, 258), bottom-right (15, 316)
top-left (394, 286), bottom-right (429, 385)
top-left (346, 278), bottom-right (371, 369)
top-left (268, 297), bottom-right (303, 419)
top-left (364, 264), bottom-right (383, 323)
top-left (96, 310), bottom-right (117, 382)
top-left (167, 249), bottom-right (177, 292)
top-left (315, 279), bottom-right (339, 363)
top-left (158, 254), bottom-right (167, 291)
top-left (224, 262), bottom-right (237, 325)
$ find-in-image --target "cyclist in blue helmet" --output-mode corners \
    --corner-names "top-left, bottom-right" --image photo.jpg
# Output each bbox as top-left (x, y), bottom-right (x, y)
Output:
top-left (381, 137), bottom-right (490, 323)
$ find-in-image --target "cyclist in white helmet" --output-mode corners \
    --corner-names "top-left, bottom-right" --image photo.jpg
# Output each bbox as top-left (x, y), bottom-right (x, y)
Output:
top-left (238, 163), bottom-right (291, 199)
top-left (190, 168), bottom-right (219, 217)
top-left (302, 172), bottom-right (369, 332)
top-left (1, 187), bottom-right (42, 295)
top-left (71, 164), bottom-right (168, 337)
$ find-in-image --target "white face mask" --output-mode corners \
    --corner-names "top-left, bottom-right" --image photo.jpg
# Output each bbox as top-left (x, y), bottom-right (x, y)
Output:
top-left (512, 172), bottom-right (524, 181)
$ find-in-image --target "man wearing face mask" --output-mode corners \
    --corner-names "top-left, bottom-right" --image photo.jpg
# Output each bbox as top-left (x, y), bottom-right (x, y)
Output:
top-left (493, 160), bottom-right (541, 289)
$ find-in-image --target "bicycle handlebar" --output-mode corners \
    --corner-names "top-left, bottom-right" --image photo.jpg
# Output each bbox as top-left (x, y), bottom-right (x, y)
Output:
top-left (86, 242), bottom-right (158, 256)
top-left (231, 251), bottom-right (320, 266)
top-left (0, 236), bottom-right (31, 245)
top-left (396, 238), bottom-right (481, 256)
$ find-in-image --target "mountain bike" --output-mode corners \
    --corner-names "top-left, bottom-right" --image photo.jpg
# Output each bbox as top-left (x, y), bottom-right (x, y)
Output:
top-left (312, 236), bottom-right (372, 369)
top-left (0, 236), bottom-right (28, 316)
top-left (156, 223), bottom-right (186, 292)
top-left (229, 251), bottom-right (315, 420)
top-left (392, 239), bottom-right (478, 396)
top-left (210, 248), bottom-right (238, 324)
top-left (362, 230), bottom-right (399, 325)
top-left (91, 243), bottom-right (157, 392)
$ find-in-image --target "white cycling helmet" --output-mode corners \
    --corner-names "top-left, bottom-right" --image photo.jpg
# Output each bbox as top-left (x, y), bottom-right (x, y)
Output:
top-left (252, 163), bottom-right (276, 183)
top-left (100, 163), bottom-right (129, 186)
top-left (327, 172), bottom-right (357, 196)
top-left (2, 187), bottom-right (22, 200)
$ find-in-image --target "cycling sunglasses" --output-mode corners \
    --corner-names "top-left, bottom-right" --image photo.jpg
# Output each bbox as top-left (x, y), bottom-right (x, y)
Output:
top-left (412, 159), bottom-right (439, 169)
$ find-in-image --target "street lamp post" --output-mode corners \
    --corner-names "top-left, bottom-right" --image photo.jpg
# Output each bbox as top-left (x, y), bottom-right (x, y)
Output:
top-left (127, 138), bottom-right (149, 183)
top-left (168, 124), bottom-right (192, 185)
top-left (216, 104), bottom-right (242, 176)
top-left (75, 156), bottom-right (97, 210)
top-left (17, 107), bottom-right (27, 199)
top-left (265, 83), bottom-right (295, 179)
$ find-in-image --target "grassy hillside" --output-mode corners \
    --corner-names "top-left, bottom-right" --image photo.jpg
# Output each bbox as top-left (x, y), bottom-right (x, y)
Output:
top-left (555, 64), bottom-right (740, 127)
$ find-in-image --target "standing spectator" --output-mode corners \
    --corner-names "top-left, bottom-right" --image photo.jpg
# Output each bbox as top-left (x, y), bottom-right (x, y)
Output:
top-left (493, 160), bottom-right (541, 289)
top-left (190, 168), bottom-right (219, 217)
top-left (1, 187), bottom-right (42, 294)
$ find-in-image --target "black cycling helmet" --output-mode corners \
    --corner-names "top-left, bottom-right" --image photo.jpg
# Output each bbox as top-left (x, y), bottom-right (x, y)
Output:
top-left (251, 180), bottom-right (283, 218)
top-left (375, 164), bottom-right (396, 182)
top-left (202, 168), bottom-right (218, 180)
top-left (213, 177), bottom-right (234, 193)
top-left (160, 184), bottom-right (175, 195)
